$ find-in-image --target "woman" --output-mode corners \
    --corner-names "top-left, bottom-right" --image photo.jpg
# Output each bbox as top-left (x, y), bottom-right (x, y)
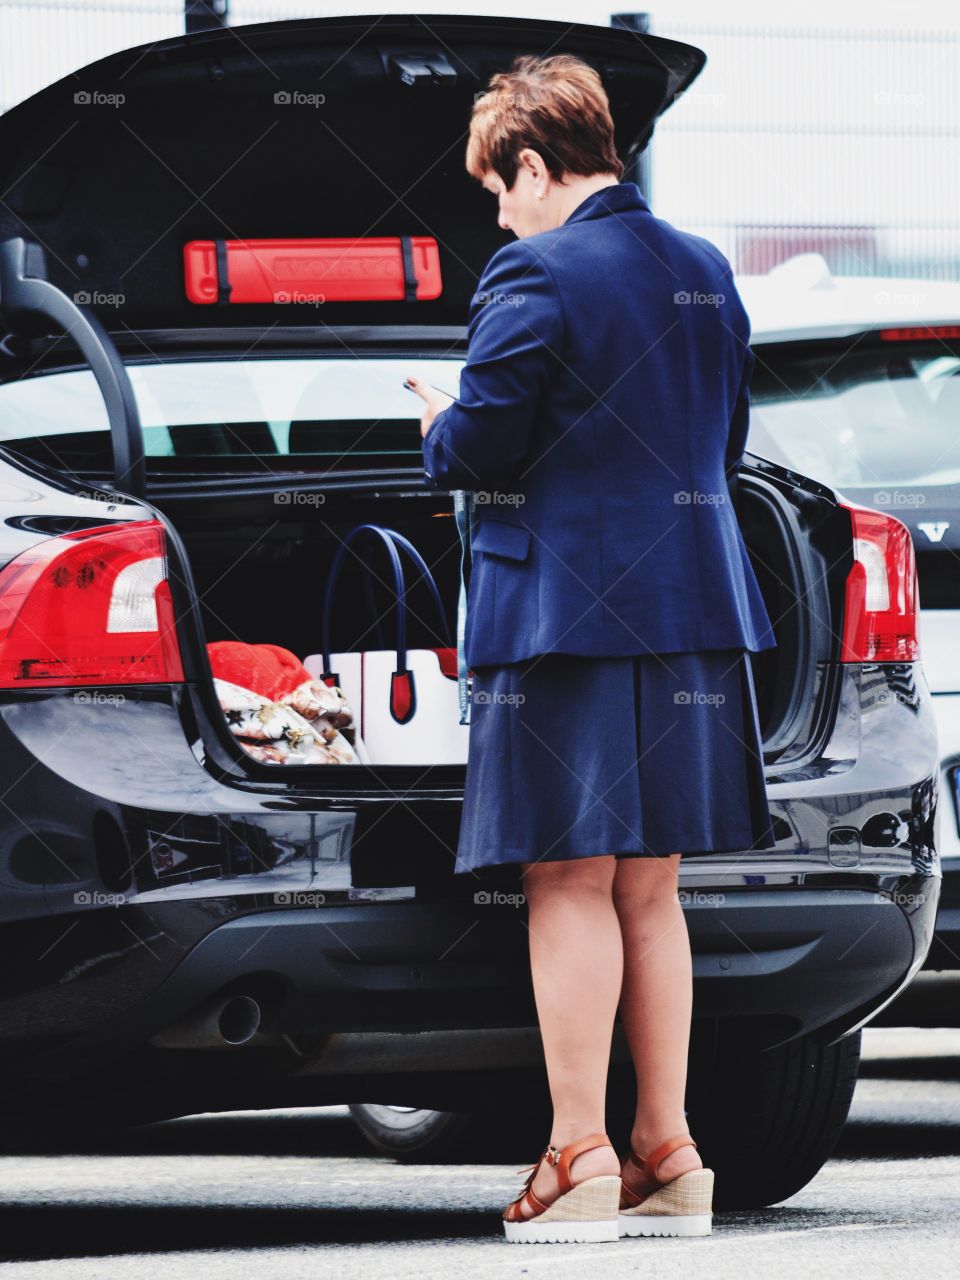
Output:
top-left (407, 53), bottom-right (777, 1245)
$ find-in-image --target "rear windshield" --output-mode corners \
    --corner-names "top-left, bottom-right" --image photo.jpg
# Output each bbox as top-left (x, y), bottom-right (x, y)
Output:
top-left (0, 357), bottom-right (464, 477)
top-left (749, 338), bottom-right (960, 489)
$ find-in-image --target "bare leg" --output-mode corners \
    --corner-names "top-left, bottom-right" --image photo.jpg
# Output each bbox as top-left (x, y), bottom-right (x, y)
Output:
top-left (511, 854), bottom-right (623, 1216)
top-left (612, 854), bottom-right (703, 1185)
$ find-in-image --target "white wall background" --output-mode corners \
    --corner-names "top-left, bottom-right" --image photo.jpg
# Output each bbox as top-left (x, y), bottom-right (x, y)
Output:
top-left (1, 0), bottom-right (958, 277)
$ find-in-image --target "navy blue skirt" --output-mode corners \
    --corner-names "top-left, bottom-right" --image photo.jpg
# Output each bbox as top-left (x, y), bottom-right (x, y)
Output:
top-left (454, 648), bottom-right (777, 877)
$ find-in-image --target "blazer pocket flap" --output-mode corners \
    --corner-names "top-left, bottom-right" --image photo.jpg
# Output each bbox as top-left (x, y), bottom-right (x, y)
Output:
top-left (472, 519), bottom-right (531, 562)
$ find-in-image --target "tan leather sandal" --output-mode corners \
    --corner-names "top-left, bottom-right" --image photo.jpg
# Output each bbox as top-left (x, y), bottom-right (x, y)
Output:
top-left (618, 1132), bottom-right (714, 1237)
top-left (502, 1131), bottom-right (621, 1244)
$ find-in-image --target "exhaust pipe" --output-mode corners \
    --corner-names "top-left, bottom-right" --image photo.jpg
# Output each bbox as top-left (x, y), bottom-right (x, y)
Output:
top-left (149, 993), bottom-right (263, 1049)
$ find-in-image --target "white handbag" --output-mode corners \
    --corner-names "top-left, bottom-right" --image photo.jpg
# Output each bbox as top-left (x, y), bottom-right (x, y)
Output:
top-left (303, 523), bottom-right (470, 764)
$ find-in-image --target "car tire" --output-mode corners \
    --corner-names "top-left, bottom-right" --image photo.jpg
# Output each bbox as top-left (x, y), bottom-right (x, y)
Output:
top-left (348, 1098), bottom-right (553, 1164)
top-left (350, 1025), bottom-right (861, 1201)
top-left (348, 1104), bottom-right (483, 1163)
top-left (684, 1024), bottom-right (862, 1210)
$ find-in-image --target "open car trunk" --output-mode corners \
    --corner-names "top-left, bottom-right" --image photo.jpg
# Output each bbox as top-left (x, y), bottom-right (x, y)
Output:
top-left (147, 461), bottom-right (842, 774)
top-left (0, 11), bottom-right (848, 785)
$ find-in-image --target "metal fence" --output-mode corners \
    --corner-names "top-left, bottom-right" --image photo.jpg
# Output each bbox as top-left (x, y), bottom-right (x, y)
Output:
top-left (650, 20), bottom-right (960, 280)
top-left (1, 4), bottom-right (957, 281)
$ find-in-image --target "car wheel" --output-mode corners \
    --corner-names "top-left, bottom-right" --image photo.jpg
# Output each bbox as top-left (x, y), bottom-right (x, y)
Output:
top-left (348, 1104), bottom-right (481, 1163)
top-left (685, 1025), bottom-right (862, 1209)
top-left (349, 1097), bottom-right (552, 1163)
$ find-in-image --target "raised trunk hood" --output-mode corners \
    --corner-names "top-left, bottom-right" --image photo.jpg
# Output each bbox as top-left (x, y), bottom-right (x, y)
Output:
top-left (0, 12), bottom-right (704, 334)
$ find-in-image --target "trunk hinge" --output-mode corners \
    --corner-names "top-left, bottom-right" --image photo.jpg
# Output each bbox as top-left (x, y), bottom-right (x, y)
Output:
top-left (0, 236), bottom-right (145, 497)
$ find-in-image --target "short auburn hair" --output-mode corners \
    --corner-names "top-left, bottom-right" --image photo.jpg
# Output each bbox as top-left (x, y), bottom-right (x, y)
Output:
top-left (466, 52), bottom-right (624, 188)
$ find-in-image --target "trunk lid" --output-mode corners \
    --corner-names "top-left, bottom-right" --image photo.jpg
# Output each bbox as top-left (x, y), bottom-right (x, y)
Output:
top-left (0, 12), bottom-right (705, 335)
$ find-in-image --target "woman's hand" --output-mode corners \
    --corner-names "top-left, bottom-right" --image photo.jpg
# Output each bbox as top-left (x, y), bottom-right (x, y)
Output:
top-left (405, 375), bottom-right (455, 439)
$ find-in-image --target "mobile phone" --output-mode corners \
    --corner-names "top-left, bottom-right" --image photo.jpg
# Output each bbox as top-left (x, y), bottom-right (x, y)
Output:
top-left (403, 378), bottom-right (454, 397)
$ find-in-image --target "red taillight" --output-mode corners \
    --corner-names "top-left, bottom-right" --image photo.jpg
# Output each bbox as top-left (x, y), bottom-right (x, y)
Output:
top-left (880, 324), bottom-right (960, 341)
top-left (839, 502), bottom-right (920, 662)
top-left (0, 519), bottom-right (185, 688)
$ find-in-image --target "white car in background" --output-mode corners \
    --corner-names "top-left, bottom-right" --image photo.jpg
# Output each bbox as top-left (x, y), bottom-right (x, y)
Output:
top-left (739, 254), bottom-right (960, 1000)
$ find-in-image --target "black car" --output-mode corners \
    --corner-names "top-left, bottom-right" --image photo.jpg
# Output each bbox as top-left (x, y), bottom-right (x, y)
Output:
top-left (729, 276), bottom-right (960, 1025)
top-left (0, 14), bottom-right (940, 1210)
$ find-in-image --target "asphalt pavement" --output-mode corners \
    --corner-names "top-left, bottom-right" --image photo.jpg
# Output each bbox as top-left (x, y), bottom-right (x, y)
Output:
top-left (0, 1026), bottom-right (958, 1278)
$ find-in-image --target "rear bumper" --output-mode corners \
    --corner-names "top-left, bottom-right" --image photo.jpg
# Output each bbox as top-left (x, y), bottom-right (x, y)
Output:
top-left (15, 879), bottom-right (935, 1083)
top-left (0, 658), bottom-right (942, 1078)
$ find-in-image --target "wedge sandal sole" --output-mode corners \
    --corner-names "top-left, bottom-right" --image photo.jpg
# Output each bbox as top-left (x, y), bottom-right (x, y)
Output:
top-left (503, 1174), bottom-right (621, 1244)
top-left (618, 1167), bottom-right (714, 1237)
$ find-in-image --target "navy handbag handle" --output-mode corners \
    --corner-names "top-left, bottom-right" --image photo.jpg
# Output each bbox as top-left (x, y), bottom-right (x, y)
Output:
top-left (320, 523), bottom-right (451, 725)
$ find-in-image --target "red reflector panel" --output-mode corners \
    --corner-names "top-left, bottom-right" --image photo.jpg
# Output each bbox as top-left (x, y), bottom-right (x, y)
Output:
top-left (183, 236), bottom-right (442, 305)
top-left (880, 324), bottom-right (960, 341)
top-left (839, 503), bottom-right (920, 663)
top-left (0, 519), bottom-right (185, 688)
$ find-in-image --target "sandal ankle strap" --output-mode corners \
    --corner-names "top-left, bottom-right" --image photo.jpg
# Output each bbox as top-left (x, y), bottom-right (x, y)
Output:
top-left (548, 1131), bottom-right (613, 1195)
top-left (505, 1131), bottom-right (613, 1221)
top-left (629, 1132), bottom-right (698, 1184)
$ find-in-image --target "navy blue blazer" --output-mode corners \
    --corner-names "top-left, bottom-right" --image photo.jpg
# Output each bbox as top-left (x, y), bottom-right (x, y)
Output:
top-left (421, 180), bottom-right (777, 670)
